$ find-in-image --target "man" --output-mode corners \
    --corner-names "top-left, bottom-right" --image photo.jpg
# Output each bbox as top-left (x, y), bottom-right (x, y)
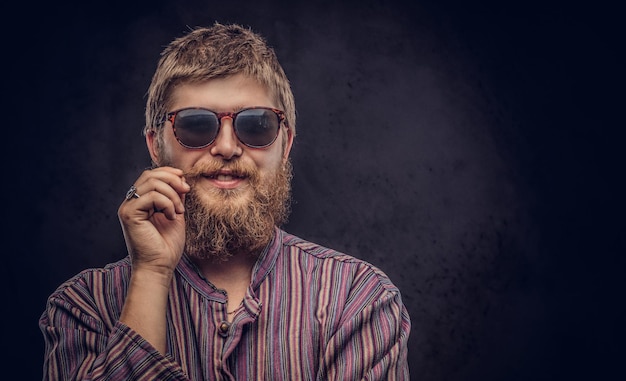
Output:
top-left (40, 23), bottom-right (411, 380)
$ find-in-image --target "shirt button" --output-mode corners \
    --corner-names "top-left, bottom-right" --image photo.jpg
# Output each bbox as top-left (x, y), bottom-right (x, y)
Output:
top-left (219, 321), bottom-right (230, 335)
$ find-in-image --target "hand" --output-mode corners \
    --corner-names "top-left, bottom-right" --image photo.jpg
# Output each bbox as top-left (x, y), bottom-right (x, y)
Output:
top-left (118, 166), bottom-right (191, 280)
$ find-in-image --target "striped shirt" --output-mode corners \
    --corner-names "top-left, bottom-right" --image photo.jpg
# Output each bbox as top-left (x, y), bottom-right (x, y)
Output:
top-left (40, 228), bottom-right (411, 380)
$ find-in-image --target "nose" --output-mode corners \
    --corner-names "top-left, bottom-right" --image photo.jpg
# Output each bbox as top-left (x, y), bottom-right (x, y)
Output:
top-left (209, 117), bottom-right (243, 159)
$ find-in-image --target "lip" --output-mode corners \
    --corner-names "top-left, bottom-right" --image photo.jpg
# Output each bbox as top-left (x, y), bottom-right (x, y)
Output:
top-left (203, 170), bottom-right (247, 189)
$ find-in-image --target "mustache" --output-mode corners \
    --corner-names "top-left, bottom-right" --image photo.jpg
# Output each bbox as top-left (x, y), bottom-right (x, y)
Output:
top-left (183, 160), bottom-right (259, 182)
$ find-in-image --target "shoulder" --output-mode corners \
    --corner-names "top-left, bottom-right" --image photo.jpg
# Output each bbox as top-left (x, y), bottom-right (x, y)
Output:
top-left (277, 230), bottom-right (409, 328)
top-left (41, 257), bottom-right (132, 330)
top-left (47, 256), bottom-right (132, 302)
top-left (279, 230), bottom-right (400, 294)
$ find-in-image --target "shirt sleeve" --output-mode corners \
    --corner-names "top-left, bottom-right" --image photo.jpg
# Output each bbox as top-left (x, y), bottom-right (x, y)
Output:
top-left (39, 274), bottom-right (189, 381)
top-left (318, 265), bottom-right (412, 380)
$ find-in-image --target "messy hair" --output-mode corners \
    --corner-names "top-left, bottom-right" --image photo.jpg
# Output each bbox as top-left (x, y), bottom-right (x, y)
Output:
top-left (145, 23), bottom-right (296, 139)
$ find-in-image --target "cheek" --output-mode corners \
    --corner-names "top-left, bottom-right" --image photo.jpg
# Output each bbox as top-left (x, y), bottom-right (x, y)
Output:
top-left (157, 141), bottom-right (177, 167)
top-left (158, 141), bottom-right (201, 170)
top-left (253, 148), bottom-right (285, 173)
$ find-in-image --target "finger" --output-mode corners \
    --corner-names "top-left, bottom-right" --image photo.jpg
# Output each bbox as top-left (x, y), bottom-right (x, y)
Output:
top-left (120, 190), bottom-right (179, 221)
top-left (134, 177), bottom-right (188, 214)
top-left (135, 166), bottom-right (190, 195)
top-left (143, 191), bottom-right (181, 220)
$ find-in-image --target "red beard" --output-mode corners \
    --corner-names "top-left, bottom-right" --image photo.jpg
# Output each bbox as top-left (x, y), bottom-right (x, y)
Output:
top-left (182, 159), bottom-right (292, 262)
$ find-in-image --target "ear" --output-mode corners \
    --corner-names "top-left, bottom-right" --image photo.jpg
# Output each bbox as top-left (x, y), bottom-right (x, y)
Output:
top-left (146, 130), bottom-right (161, 166)
top-left (282, 127), bottom-right (294, 163)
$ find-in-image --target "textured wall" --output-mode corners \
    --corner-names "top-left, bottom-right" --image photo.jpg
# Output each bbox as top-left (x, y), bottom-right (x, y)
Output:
top-left (6, 1), bottom-right (622, 380)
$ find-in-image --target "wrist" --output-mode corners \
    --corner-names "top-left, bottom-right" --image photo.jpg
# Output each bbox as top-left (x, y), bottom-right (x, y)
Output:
top-left (130, 266), bottom-right (175, 290)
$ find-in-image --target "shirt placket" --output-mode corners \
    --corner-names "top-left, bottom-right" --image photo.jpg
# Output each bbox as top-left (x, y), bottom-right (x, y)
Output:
top-left (214, 294), bottom-right (262, 380)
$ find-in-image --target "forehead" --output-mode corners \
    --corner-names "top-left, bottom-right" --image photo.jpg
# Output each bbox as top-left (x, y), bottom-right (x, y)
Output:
top-left (169, 74), bottom-right (276, 111)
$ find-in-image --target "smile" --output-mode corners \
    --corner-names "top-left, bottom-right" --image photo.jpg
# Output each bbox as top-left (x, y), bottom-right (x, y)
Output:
top-left (204, 169), bottom-right (246, 179)
top-left (213, 174), bottom-right (242, 181)
top-left (203, 171), bottom-right (247, 189)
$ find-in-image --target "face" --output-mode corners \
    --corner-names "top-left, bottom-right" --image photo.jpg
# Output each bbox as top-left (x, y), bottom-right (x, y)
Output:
top-left (149, 73), bottom-right (292, 186)
top-left (147, 74), bottom-right (294, 260)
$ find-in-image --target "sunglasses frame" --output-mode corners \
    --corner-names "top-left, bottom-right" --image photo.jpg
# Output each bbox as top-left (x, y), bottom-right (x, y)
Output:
top-left (164, 106), bottom-right (288, 149)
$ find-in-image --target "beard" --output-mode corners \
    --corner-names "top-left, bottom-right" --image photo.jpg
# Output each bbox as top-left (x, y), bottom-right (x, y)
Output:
top-left (181, 159), bottom-right (292, 263)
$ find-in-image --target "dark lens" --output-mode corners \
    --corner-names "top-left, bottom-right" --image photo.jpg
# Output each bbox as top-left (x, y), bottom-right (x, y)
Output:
top-left (174, 109), bottom-right (219, 148)
top-left (235, 108), bottom-right (280, 147)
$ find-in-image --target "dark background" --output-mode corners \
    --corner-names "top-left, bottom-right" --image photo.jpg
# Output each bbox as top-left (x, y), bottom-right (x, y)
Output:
top-left (4, 0), bottom-right (623, 380)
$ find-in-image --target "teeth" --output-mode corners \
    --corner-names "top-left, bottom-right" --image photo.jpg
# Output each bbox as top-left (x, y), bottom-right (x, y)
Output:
top-left (205, 172), bottom-right (244, 180)
top-left (216, 174), bottom-right (233, 181)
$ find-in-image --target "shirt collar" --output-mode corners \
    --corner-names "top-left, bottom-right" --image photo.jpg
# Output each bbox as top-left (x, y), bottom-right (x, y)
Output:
top-left (176, 227), bottom-right (284, 296)
top-left (249, 227), bottom-right (284, 290)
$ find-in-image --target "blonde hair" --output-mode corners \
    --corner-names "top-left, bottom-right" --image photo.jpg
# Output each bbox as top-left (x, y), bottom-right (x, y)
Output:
top-left (145, 23), bottom-right (296, 140)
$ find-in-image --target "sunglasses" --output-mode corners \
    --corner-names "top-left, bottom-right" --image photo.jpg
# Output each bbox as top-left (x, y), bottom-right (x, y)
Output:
top-left (164, 106), bottom-right (287, 149)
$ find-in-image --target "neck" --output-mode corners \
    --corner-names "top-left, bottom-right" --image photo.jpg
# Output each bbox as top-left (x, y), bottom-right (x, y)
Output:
top-left (192, 252), bottom-right (257, 321)
top-left (191, 251), bottom-right (257, 290)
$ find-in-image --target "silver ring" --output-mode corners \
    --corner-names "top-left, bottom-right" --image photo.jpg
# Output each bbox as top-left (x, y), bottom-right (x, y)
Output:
top-left (125, 185), bottom-right (140, 200)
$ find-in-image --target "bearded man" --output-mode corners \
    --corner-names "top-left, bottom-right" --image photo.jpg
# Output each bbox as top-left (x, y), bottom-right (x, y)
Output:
top-left (40, 23), bottom-right (411, 380)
